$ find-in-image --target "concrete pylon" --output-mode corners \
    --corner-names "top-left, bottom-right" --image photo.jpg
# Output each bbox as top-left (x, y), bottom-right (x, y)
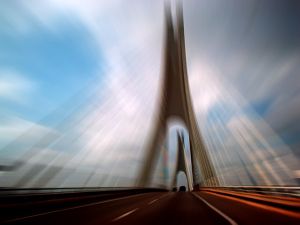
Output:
top-left (138, 4), bottom-right (219, 188)
top-left (172, 131), bottom-right (193, 191)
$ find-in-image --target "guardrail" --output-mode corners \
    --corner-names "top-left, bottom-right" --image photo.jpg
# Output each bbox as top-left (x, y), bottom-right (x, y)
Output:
top-left (198, 186), bottom-right (300, 197)
top-left (0, 187), bottom-right (167, 196)
top-left (0, 187), bottom-right (168, 206)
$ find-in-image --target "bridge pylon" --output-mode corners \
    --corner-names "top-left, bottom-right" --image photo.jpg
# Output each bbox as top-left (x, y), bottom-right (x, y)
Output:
top-left (172, 131), bottom-right (193, 191)
top-left (138, 4), bottom-right (219, 188)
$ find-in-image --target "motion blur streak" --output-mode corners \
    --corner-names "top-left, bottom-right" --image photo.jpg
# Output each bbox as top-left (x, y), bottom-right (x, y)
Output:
top-left (0, 0), bottom-right (299, 189)
top-left (201, 191), bottom-right (300, 218)
top-left (0, 1), bottom-right (300, 224)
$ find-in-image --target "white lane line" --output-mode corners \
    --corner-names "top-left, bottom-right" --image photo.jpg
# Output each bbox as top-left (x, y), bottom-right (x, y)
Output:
top-left (112, 208), bottom-right (139, 222)
top-left (147, 192), bottom-right (170, 205)
top-left (2, 193), bottom-right (148, 224)
top-left (158, 192), bottom-right (170, 200)
top-left (192, 193), bottom-right (238, 225)
top-left (148, 198), bottom-right (159, 205)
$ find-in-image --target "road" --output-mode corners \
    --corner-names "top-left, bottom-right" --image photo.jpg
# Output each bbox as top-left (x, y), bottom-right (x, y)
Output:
top-left (2, 191), bottom-right (300, 225)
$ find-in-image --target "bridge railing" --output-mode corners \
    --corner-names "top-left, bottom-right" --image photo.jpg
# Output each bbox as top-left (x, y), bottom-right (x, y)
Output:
top-left (199, 186), bottom-right (300, 197)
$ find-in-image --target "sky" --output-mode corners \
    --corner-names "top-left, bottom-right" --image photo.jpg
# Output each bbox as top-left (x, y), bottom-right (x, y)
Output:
top-left (0, 0), bottom-right (300, 188)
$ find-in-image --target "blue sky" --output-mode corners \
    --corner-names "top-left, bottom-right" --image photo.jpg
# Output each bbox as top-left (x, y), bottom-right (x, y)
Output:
top-left (0, 9), bottom-right (101, 123)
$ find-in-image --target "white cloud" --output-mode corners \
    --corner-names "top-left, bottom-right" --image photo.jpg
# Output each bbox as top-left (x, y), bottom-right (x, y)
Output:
top-left (0, 114), bottom-right (61, 164)
top-left (188, 59), bottom-right (223, 114)
top-left (0, 70), bottom-right (35, 103)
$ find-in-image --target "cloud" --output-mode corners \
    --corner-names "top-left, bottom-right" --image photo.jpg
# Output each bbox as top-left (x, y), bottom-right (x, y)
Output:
top-left (0, 114), bottom-right (60, 160)
top-left (0, 70), bottom-right (35, 103)
top-left (188, 59), bottom-right (223, 115)
top-left (184, 0), bottom-right (300, 157)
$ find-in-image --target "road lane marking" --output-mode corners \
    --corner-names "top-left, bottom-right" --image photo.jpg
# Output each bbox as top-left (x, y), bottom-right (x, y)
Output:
top-left (112, 208), bottom-right (139, 222)
top-left (147, 192), bottom-right (169, 205)
top-left (1, 193), bottom-right (153, 224)
top-left (192, 193), bottom-right (238, 225)
top-left (148, 198), bottom-right (159, 205)
top-left (158, 192), bottom-right (171, 200)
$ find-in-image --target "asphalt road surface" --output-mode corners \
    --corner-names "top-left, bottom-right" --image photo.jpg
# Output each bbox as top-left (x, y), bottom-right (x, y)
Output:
top-left (2, 191), bottom-right (300, 225)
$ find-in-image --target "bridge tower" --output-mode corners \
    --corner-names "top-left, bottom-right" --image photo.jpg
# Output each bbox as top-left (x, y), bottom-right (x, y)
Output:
top-left (172, 131), bottom-right (193, 191)
top-left (138, 5), bottom-right (219, 188)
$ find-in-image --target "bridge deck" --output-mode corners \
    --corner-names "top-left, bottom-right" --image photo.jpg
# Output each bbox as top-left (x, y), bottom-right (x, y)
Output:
top-left (1, 190), bottom-right (299, 225)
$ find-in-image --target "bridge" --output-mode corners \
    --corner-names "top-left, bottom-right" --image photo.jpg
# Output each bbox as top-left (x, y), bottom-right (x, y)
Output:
top-left (0, 2), bottom-right (300, 225)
